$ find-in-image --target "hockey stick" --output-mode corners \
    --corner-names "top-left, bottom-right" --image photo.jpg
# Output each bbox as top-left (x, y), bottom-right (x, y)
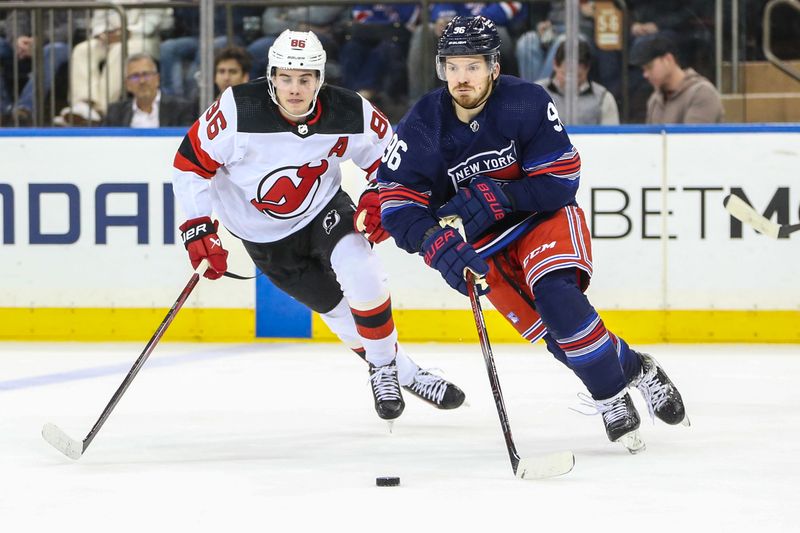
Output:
top-left (465, 273), bottom-right (575, 479)
top-left (723, 194), bottom-right (800, 238)
top-left (42, 259), bottom-right (209, 460)
top-left (437, 211), bottom-right (575, 479)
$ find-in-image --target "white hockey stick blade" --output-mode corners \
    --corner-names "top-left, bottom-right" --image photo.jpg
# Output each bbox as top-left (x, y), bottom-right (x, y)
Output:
top-left (516, 451), bottom-right (575, 480)
top-left (42, 423), bottom-right (84, 460)
top-left (723, 194), bottom-right (780, 239)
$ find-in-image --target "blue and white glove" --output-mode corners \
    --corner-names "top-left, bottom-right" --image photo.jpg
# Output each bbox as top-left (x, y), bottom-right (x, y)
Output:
top-left (421, 226), bottom-right (490, 296)
top-left (436, 176), bottom-right (513, 240)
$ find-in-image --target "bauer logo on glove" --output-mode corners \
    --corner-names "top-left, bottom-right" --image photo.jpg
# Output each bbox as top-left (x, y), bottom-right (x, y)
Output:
top-left (179, 216), bottom-right (229, 280)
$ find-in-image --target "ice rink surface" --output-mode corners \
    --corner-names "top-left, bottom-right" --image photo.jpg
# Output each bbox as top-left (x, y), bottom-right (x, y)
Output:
top-left (1, 341), bottom-right (799, 532)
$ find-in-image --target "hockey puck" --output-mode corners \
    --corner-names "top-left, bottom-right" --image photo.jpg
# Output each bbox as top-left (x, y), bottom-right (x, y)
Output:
top-left (376, 476), bottom-right (400, 487)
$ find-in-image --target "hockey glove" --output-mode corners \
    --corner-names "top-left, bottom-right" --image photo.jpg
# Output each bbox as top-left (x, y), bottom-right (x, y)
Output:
top-left (354, 181), bottom-right (389, 244)
top-left (421, 226), bottom-right (490, 297)
top-left (179, 216), bottom-right (228, 280)
top-left (436, 176), bottom-right (513, 240)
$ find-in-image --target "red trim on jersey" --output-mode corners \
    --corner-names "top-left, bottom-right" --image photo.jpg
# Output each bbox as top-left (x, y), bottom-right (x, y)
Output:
top-left (307, 99), bottom-right (323, 125)
top-left (173, 151), bottom-right (214, 178)
top-left (527, 152), bottom-right (581, 177)
top-left (379, 186), bottom-right (430, 206)
top-left (279, 98), bottom-right (323, 127)
top-left (187, 121), bottom-right (222, 175)
top-left (362, 158), bottom-right (381, 178)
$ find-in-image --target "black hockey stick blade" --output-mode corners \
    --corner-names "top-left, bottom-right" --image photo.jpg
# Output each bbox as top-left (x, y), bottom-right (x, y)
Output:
top-left (778, 222), bottom-right (800, 238)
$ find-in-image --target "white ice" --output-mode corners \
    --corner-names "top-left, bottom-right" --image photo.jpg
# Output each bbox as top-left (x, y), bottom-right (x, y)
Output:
top-left (1, 341), bottom-right (798, 532)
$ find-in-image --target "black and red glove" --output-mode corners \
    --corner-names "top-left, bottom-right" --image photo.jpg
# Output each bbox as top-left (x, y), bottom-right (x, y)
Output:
top-left (179, 216), bottom-right (228, 280)
top-left (354, 181), bottom-right (389, 244)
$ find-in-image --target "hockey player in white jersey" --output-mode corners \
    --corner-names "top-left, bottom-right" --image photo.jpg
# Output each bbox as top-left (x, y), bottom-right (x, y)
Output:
top-left (172, 30), bottom-right (465, 421)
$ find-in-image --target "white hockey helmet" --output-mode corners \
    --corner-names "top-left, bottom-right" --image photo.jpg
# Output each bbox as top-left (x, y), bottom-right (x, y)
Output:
top-left (267, 30), bottom-right (327, 118)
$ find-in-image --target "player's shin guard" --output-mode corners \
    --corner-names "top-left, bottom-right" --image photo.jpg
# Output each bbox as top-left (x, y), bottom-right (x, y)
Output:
top-left (330, 233), bottom-right (398, 366)
top-left (533, 271), bottom-right (627, 400)
top-left (350, 296), bottom-right (398, 367)
top-left (609, 333), bottom-right (642, 384)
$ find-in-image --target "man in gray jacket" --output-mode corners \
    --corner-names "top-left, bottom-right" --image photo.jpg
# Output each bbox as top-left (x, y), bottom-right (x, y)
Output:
top-left (631, 33), bottom-right (723, 124)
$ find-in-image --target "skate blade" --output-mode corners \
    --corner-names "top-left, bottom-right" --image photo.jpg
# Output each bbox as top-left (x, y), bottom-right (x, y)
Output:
top-left (386, 420), bottom-right (395, 434)
top-left (681, 416), bottom-right (691, 427)
top-left (616, 429), bottom-right (646, 454)
top-left (515, 451), bottom-right (575, 479)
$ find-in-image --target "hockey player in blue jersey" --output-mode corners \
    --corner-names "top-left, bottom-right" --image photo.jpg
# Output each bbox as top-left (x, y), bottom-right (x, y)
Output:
top-left (377, 15), bottom-right (688, 452)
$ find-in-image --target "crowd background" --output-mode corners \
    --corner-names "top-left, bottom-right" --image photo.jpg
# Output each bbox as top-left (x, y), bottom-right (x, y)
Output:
top-left (0, 0), bottom-right (798, 128)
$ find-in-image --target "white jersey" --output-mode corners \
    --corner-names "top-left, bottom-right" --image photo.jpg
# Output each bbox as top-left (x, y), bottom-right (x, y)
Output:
top-left (172, 80), bottom-right (393, 242)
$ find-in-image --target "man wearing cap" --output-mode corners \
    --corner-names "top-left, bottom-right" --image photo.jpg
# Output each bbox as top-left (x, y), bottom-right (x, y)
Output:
top-left (630, 33), bottom-right (723, 124)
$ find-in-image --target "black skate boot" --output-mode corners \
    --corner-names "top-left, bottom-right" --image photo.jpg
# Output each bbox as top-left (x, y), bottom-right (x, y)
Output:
top-left (630, 352), bottom-right (689, 426)
top-left (368, 361), bottom-right (405, 420)
top-left (581, 390), bottom-right (645, 454)
top-left (403, 369), bottom-right (466, 409)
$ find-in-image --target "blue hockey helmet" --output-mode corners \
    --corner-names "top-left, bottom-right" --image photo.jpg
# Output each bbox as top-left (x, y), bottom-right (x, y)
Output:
top-left (436, 15), bottom-right (501, 80)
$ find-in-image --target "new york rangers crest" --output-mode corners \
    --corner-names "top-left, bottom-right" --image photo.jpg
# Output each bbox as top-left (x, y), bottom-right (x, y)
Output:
top-left (250, 160), bottom-right (329, 219)
top-left (447, 141), bottom-right (518, 186)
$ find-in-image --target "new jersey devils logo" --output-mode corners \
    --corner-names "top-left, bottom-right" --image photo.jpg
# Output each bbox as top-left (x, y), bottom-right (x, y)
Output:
top-left (250, 160), bottom-right (329, 219)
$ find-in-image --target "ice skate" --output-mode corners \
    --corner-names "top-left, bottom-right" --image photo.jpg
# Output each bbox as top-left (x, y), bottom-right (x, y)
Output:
top-left (579, 390), bottom-right (645, 454)
top-left (368, 361), bottom-right (405, 420)
top-left (631, 352), bottom-right (689, 426)
top-left (403, 368), bottom-right (466, 409)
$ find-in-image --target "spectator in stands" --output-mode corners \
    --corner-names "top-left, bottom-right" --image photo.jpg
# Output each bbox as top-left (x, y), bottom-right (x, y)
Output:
top-left (1, 17), bottom-right (25, 122)
top-left (0, 8), bottom-right (72, 125)
top-left (246, 7), bottom-right (346, 82)
top-left (515, 0), bottom-right (595, 83)
top-left (625, 0), bottom-right (698, 122)
top-left (630, 33), bottom-right (723, 123)
top-left (214, 46), bottom-right (251, 96)
top-left (407, 2), bottom-right (527, 104)
top-left (340, 4), bottom-right (419, 108)
top-left (59, 1), bottom-right (173, 122)
top-left (158, 5), bottom-right (262, 99)
top-left (537, 39), bottom-right (619, 125)
top-left (103, 52), bottom-right (194, 127)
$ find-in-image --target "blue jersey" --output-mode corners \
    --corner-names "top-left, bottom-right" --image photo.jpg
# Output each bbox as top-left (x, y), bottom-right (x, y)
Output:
top-left (377, 75), bottom-right (581, 257)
